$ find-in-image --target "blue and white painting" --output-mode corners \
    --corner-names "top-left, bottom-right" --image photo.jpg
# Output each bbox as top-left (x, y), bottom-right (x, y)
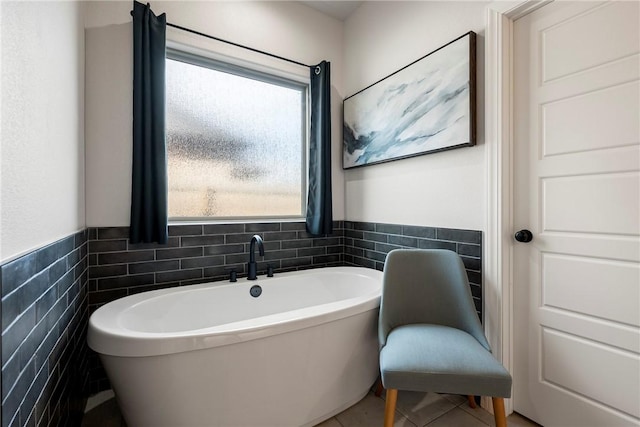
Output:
top-left (343, 32), bottom-right (475, 169)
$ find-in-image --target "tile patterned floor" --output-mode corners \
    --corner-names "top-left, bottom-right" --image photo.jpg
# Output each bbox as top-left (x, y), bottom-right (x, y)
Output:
top-left (81, 390), bottom-right (541, 427)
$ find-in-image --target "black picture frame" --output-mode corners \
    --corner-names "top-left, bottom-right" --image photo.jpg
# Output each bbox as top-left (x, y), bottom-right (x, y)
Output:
top-left (343, 31), bottom-right (476, 169)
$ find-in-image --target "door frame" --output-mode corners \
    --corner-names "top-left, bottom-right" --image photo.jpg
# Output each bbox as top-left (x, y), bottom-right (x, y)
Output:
top-left (483, 0), bottom-right (552, 414)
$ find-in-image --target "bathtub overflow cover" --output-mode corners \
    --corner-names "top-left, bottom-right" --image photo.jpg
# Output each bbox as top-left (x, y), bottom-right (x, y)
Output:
top-left (250, 285), bottom-right (262, 298)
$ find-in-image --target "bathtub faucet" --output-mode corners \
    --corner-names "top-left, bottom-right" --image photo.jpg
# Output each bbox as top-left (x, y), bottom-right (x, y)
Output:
top-left (247, 235), bottom-right (265, 280)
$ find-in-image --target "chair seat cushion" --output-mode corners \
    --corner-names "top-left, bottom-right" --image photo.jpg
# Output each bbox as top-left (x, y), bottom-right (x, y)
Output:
top-left (380, 324), bottom-right (512, 397)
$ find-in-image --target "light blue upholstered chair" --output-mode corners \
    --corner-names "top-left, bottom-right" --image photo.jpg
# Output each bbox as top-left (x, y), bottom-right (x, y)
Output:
top-left (379, 249), bottom-right (512, 427)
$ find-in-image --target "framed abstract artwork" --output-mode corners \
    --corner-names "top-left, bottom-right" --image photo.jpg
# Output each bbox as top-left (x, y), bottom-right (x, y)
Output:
top-left (343, 31), bottom-right (476, 169)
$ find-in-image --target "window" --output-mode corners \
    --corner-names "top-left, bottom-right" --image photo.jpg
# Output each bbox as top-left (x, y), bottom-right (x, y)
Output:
top-left (165, 49), bottom-right (308, 220)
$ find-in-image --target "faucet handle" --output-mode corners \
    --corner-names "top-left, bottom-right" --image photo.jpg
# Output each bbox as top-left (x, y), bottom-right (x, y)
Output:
top-left (225, 267), bottom-right (237, 282)
top-left (267, 264), bottom-right (274, 278)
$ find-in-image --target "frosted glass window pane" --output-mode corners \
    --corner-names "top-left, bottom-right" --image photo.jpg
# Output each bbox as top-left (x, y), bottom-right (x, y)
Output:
top-left (166, 57), bottom-right (304, 218)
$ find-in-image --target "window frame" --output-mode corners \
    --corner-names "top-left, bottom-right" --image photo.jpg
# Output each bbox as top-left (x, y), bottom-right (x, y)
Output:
top-left (165, 47), bottom-right (310, 223)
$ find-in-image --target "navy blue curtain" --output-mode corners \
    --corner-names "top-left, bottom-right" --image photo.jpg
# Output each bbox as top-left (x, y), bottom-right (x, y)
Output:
top-left (306, 61), bottom-right (333, 236)
top-left (130, 1), bottom-right (168, 244)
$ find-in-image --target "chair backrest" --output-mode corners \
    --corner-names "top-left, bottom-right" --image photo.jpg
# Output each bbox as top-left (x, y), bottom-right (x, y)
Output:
top-left (379, 249), bottom-right (490, 351)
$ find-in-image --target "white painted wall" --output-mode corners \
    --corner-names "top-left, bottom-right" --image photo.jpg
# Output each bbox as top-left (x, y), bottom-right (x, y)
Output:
top-left (343, 1), bottom-right (488, 231)
top-left (0, 1), bottom-right (85, 263)
top-left (85, 1), bottom-right (345, 226)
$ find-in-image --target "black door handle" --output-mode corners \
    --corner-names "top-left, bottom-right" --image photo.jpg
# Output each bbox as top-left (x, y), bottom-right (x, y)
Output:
top-left (514, 229), bottom-right (533, 243)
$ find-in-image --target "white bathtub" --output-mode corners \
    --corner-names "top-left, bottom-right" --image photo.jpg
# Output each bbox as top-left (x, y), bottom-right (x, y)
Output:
top-left (88, 266), bottom-right (382, 427)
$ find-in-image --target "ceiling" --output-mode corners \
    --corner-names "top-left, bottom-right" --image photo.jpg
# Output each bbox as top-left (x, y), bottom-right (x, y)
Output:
top-left (300, 1), bottom-right (364, 21)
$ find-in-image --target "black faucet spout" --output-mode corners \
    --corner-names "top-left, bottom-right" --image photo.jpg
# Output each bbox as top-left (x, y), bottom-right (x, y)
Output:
top-left (247, 235), bottom-right (265, 280)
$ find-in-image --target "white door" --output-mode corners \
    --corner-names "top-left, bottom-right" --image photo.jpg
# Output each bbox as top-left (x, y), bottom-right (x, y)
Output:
top-left (513, 1), bottom-right (640, 426)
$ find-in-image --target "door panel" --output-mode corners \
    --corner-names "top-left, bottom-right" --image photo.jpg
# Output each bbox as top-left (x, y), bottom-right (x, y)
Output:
top-left (541, 2), bottom-right (640, 82)
top-left (542, 81), bottom-right (639, 156)
top-left (542, 253), bottom-right (640, 327)
top-left (542, 172), bottom-right (639, 235)
top-left (542, 328), bottom-right (640, 418)
top-left (513, 1), bottom-right (640, 425)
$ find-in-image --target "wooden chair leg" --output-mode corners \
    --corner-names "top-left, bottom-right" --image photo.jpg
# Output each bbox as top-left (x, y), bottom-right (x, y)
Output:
top-left (467, 395), bottom-right (477, 408)
top-left (383, 388), bottom-right (398, 427)
top-left (374, 379), bottom-right (384, 397)
top-left (492, 397), bottom-right (507, 427)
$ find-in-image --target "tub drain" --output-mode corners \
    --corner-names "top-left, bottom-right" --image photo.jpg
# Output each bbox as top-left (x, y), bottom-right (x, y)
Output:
top-left (250, 285), bottom-right (262, 298)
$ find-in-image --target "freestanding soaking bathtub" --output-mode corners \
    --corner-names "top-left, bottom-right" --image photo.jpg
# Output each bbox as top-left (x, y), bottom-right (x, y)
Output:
top-left (88, 266), bottom-right (382, 427)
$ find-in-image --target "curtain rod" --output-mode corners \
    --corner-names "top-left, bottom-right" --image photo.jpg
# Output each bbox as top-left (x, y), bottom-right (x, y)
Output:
top-left (130, 10), bottom-right (312, 68)
top-left (130, 8), bottom-right (314, 68)
top-left (166, 22), bottom-right (312, 69)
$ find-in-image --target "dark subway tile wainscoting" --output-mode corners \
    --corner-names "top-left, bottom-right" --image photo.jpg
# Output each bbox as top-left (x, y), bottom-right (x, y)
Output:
top-left (342, 221), bottom-right (482, 318)
top-left (87, 222), bottom-right (480, 313)
top-left (1, 230), bottom-right (89, 427)
top-left (86, 221), bottom-right (345, 312)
